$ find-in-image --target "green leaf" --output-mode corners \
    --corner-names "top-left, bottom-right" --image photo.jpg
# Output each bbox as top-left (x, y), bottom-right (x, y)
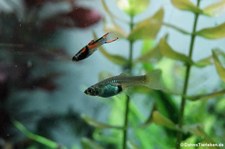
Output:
top-left (212, 50), bottom-right (225, 82)
top-left (127, 141), bottom-right (139, 149)
top-left (101, 0), bottom-right (117, 19)
top-left (81, 138), bottom-right (104, 149)
top-left (203, 0), bottom-right (225, 17)
top-left (187, 89), bottom-right (225, 101)
top-left (135, 45), bottom-right (162, 63)
top-left (215, 48), bottom-right (225, 57)
top-left (99, 46), bottom-right (128, 66)
top-left (194, 56), bottom-right (213, 67)
top-left (141, 39), bottom-right (155, 53)
top-left (182, 124), bottom-right (206, 136)
top-left (101, 0), bottom-right (128, 38)
top-left (13, 120), bottom-right (64, 149)
top-left (81, 114), bottom-right (124, 129)
top-left (159, 38), bottom-right (193, 64)
top-left (116, 0), bottom-right (150, 16)
top-left (196, 22), bottom-right (225, 39)
top-left (171, 0), bottom-right (203, 14)
top-left (92, 32), bottom-right (128, 66)
top-left (152, 111), bottom-right (177, 130)
top-left (182, 124), bottom-right (217, 145)
top-left (128, 8), bottom-right (164, 41)
top-left (141, 104), bottom-right (156, 127)
top-left (162, 22), bottom-right (191, 35)
top-left (103, 19), bottom-right (128, 38)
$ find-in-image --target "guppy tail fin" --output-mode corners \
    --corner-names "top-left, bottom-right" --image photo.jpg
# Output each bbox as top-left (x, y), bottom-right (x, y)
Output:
top-left (102, 32), bottom-right (119, 43)
top-left (145, 69), bottom-right (165, 91)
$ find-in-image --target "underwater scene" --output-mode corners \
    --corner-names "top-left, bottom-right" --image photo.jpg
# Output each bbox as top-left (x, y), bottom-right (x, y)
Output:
top-left (0, 0), bottom-right (225, 149)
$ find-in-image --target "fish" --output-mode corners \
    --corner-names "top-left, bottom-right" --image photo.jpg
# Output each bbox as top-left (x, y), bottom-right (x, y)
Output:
top-left (84, 70), bottom-right (163, 98)
top-left (72, 32), bottom-right (118, 61)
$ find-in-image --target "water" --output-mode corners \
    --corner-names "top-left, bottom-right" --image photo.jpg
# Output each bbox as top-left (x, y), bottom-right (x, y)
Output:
top-left (1, 0), bottom-right (225, 148)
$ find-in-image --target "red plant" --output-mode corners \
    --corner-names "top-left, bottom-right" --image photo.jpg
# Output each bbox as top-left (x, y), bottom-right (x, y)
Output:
top-left (0, 0), bottom-right (102, 147)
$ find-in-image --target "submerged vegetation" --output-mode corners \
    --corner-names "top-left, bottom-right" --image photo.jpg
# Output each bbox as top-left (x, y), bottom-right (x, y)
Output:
top-left (1, 0), bottom-right (225, 149)
top-left (81, 0), bottom-right (225, 148)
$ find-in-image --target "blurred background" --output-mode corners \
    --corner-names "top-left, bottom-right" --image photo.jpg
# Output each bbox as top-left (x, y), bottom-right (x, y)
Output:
top-left (0, 0), bottom-right (225, 149)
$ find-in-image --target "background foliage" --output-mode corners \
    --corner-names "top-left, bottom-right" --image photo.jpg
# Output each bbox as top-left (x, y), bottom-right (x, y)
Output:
top-left (0, 0), bottom-right (225, 149)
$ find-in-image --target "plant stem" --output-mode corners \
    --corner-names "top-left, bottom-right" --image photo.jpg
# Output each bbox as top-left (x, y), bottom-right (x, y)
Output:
top-left (128, 16), bottom-right (134, 73)
top-left (122, 95), bottom-right (130, 149)
top-left (122, 15), bottom-right (134, 149)
top-left (176, 0), bottom-right (201, 148)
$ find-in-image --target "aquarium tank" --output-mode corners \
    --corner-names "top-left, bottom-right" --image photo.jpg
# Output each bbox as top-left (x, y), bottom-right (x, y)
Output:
top-left (0, 0), bottom-right (225, 149)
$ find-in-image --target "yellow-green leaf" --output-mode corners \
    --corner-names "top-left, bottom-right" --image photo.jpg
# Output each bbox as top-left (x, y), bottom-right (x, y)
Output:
top-left (116, 0), bottom-right (150, 16)
top-left (182, 124), bottom-right (206, 136)
top-left (159, 38), bottom-right (193, 64)
top-left (215, 48), bottom-right (225, 57)
top-left (92, 32), bottom-right (128, 65)
top-left (99, 46), bottom-right (128, 66)
top-left (101, 0), bottom-right (127, 37)
top-left (14, 120), bottom-right (64, 149)
top-left (212, 50), bottom-right (225, 82)
top-left (171, 0), bottom-right (203, 14)
top-left (196, 22), bottom-right (225, 39)
top-left (128, 8), bottom-right (164, 41)
top-left (203, 0), bottom-right (225, 17)
top-left (81, 114), bottom-right (124, 129)
top-left (101, 0), bottom-right (117, 19)
top-left (103, 19), bottom-right (128, 38)
top-left (127, 141), bottom-right (139, 149)
top-left (194, 56), bottom-right (213, 67)
top-left (135, 45), bottom-right (162, 63)
top-left (141, 104), bottom-right (156, 127)
top-left (152, 111), bottom-right (177, 130)
top-left (162, 22), bottom-right (191, 35)
top-left (81, 138), bottom-right (104, 149)
top-left (187, 89), bottom-right (225, 101)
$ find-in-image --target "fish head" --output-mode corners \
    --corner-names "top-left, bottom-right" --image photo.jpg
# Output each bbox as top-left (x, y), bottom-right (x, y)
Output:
top-left (72, 55), bottom-right (79, 61)
top-left (72, 46), bottom-right (90, 61)
top-left (84, 86), bottom-right (99, 96)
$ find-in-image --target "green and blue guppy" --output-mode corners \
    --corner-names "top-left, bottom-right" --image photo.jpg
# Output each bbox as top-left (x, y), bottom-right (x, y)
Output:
top-left (84, 70), bottom-right (163, 97)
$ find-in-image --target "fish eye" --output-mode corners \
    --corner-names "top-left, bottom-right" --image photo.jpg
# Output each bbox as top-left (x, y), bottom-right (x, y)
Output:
top-left (88, 88), bottom-right (94, 94)
top-left (85, 87), bottom-right (97, 96)
top-left (72, 56), bottom-right (78, 61)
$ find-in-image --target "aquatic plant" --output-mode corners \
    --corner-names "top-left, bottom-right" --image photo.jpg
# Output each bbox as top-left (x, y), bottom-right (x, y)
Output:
top-left (2, 0), bottom-right (225, 149)
top-left (80, 0), bottom-right (225, 149)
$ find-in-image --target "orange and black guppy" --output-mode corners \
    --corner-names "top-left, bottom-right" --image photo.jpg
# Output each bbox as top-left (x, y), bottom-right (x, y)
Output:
top-left (72, 32), bottom-right (118, 61)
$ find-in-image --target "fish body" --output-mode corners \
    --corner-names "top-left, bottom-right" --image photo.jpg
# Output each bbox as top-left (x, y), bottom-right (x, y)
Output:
top-left (84, 70), bottom-right (163, 97)
top-left (72, 32), bottom-right (118, 61)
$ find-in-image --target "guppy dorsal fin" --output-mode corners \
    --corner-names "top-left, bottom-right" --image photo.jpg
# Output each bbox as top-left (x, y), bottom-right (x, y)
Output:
top-left (118, 72), bottom-right (129, 77)
top-left (87, 40), bottom-right (95, 45)
top-left (98, 72), bottom-right (113, 81)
